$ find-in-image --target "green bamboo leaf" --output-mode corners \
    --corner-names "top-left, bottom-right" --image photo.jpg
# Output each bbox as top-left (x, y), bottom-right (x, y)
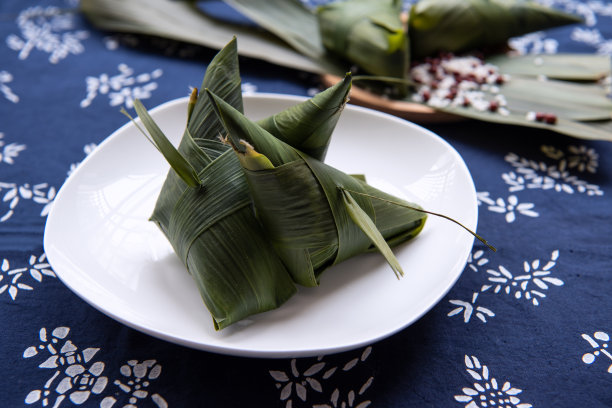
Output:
top-left (80, 0), bottom-right (343, 75)
top-left (222, 0), bottom-right (326, 60)
top-left (438, 105), bottom-right (612, 141)
top-left (242, 160), bottom-right (338, 286)
top-left (142, 40), bottom-right (299, 330)
top-left (500, 76), bottom-right (612, 122)
top-left (486, 53), bottom-right (612, 81)
top-left (150, 37), bottom-right (244, 227)
top-left (187, 36), bottom-right (243, 152)
top-left (206, 90), bottom-right (302, 166)
top-left (341, 189), bottom-right (404, 279)
top-left (316, 0), bottom-right (408, 79)
top-left (127, 100), bottom-right (201, 188)
top-left (257, 73), bottom-right (352, 161)
top-left (211, 94), bottom-right (426, 281)
top-left (409, 0), bottom-right (582, 59)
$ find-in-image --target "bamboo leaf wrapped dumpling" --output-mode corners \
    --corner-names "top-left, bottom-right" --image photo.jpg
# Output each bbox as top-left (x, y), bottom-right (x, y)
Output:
top-left (135, 39), bottom-right (297, 330)
top-left (131, 39), bottom-right (363, 329)
top-left (409, 0), bottom-right (583, 59)
top-left (207, 90), bottom-right (427, 286)
top-left (316, 0), bottom-right (408, 80)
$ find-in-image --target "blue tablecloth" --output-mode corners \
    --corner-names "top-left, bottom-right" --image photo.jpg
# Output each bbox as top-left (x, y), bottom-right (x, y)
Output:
top-left (1, 1), bottom-right (611, 407)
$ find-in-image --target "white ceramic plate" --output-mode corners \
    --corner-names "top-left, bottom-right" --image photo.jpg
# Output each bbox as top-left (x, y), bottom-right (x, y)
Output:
top-left (44, 94), bottom-right (477, 358)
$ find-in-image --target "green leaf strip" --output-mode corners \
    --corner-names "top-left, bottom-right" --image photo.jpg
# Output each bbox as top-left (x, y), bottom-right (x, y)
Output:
top-left (124, 100), bottom-right (201, 188)
top-left (341, 189), bottom-right (404, 279)
top-left (167, 150), bottom-right (251, 264)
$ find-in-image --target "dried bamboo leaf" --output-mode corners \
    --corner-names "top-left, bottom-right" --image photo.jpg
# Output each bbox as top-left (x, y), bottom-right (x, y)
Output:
top-left (222, 0), bottom-right (326, 60)
top-left (486, 53), bottom-right (612, 81)
top-left (438, 105), bottom-right (612, 141)
top-left (500, 76), bottom-right (612, 122)
top-left (80, 0), bottom-right (342, 74)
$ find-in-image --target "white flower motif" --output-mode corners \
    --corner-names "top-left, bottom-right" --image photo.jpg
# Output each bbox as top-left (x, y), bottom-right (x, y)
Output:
top-left (454, 355), bottom-right (532, 408)
top-left (80, 64), bottom-right (163, 108)
top-left (508, 31), bottom-right (559, 54)
top-left (486, 195), bottom-right (538, 223)
top-left (313, 377), bottom-right (373, 408)
top-left (0, 71), bottom-right (19, 103)
top-left (55, 361), bottom-right (107, 404)
top-left (476, 191), bottom-right (495, 206)
top-left (581, 331), bottom-right (612, 373)
top-left (0, 258), bottom-right (33, 300)
top-left (24, 327), bottom-right (109, 407)
top-left (566, 145), bottom-right (599, 173)
top-left (6, 6), bottom-right (88, 63)
top-left (505, 151), bottom-right (603, 196)
top-left (270, 347), bottom-right (372, 408)
top-left (448, 293), bottom-right (495, 323)
top-left (101, 360), bottom-right (167, 408)
top-left (467, 250), bottom-right (489, 273)
top-left (0, 254), bottom-right (54, 300)
top-left (0, 132), bottom-right (26, 164)
top-left (501, 172), bottom-right (526, 192)
top-left (270, 358), bottom-right (326, 406)
top-left (482, 251), bottom-right (563, 306)
top-left (0, 182), bottom-right (56, 222)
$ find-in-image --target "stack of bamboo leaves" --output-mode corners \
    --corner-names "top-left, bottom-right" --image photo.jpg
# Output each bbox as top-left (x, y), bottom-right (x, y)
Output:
top-left (81, 0), bottom-right (612, 141)
top-left (127, 39), bottom-right (431, 329)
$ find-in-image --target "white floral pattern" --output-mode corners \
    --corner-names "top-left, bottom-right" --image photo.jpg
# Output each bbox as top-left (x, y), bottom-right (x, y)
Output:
top-left (270, 347), bottom-right (373, 408)
top-left (24, 327), bottom-right (168, 407)
top-left (505, 151), bottom-right (603, 196)
top-left (0, 253), bottom-right (55, 300)
top-left (0, 70), bottom-right (19, 103)
top-left (0, 132), bottom-right (26, 164)
top-left (0, 182), bottom-right (56, 222)
top-left (479, 143), bottom-right (603, 221)
top-left (80, 64), bottom-right (163, 108)
top-left (480, 193), bottom-right (539, 223)
top-left (6, 6), bottom-right (88, 63)
top-left (482, 251), bottom-right (563, 305)
top-left (581, 331), bottom-right (612, 373)
top-left (534, 0), bottom-right (612, 54)
top-left (449, 250), bottom-right (563, 322)
top-left (455, 355), bottom-right (532, 408)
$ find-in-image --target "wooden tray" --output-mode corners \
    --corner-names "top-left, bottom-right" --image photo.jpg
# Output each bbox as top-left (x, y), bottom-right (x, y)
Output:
top-left (321, 74), bottom-right (462, 124)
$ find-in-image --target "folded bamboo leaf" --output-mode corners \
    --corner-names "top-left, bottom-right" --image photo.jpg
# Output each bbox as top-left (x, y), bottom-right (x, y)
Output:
top-left (137, 40), bottom-right (298, 330)
top-left (256, 73), bottom-right (352, 161)
top-left (187, 37), bottom-right (244, 147)
top-left (486, 53), bottom-right (612, 81)
top-left (409, 0), bottom-right (583, 59)
top-left (207, 90), bottom-right (427, 285)
top-left (316, 0), bottom-right (408, 79)
top-left (150, 36), bottom-right (245, 229)
top-left (341, 189), bottom-right (404, 279)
